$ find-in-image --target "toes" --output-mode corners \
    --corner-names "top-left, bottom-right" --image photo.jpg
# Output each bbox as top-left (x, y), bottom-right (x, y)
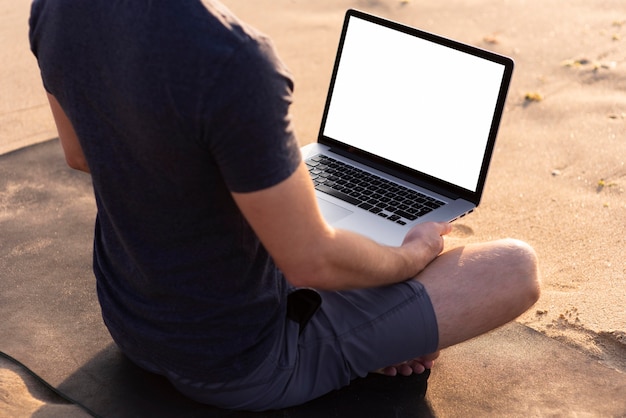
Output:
top-left (398, 363), bottom-right (413, 376)
top-left (411, 362), bottom-right (426, 374)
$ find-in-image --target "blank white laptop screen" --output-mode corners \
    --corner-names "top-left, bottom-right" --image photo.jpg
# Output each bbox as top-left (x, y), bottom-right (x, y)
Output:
top-left (323, 17), bottom-right (506, 192)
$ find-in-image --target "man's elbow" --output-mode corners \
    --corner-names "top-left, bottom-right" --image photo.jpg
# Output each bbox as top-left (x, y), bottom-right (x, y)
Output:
top-left (282, 259), bottom-right (339, 291)
top-left (65, 155), bottom-right (90, 173)
top-left (276, 227), bottom-right (342, 290)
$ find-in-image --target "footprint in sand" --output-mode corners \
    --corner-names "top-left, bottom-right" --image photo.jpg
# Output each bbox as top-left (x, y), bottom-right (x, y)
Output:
top-left (450, 224), bottom-right (474, 238)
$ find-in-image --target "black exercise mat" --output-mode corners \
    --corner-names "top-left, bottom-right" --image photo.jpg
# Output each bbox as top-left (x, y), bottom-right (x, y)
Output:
top-left (3, 139), bottom-right (626, 417)
top-left (0, 139), bottom-right (432, 417)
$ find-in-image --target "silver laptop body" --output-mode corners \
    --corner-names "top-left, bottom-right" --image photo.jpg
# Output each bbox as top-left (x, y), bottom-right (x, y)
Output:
top-left (301, 9), bottom-right (514, 246)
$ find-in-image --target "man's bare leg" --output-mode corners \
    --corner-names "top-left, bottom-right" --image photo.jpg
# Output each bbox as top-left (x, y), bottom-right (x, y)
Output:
top-left (418, 238), bottom-right (540, 350)
top-left (377, 238), bottom-right (539, 376)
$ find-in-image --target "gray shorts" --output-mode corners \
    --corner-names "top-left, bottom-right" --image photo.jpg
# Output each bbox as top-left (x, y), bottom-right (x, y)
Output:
top-left (171, 280), bottom-right (438, 411)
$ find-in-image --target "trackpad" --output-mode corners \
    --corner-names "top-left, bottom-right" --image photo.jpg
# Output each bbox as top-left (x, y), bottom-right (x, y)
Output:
top-left (318, 198), bottom-right (353, 224)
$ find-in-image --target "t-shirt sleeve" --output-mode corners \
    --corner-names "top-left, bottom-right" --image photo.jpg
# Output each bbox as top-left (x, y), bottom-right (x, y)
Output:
top-left (206, 35), bottom-right (302, 193)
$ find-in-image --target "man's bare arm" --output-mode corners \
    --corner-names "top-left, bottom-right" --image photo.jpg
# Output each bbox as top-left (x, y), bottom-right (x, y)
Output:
top-left (232, 162), bottom-right (451, 290)
top-left (47, 93), bottom-right (90, 173)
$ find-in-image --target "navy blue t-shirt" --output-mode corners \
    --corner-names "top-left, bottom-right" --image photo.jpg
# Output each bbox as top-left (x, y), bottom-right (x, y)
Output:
top-left (30, 0), bottom-right (301, 381)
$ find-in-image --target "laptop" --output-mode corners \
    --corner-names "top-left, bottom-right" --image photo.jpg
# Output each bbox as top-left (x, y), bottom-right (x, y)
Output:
top-left (301, 9), bottom-right (514, 246)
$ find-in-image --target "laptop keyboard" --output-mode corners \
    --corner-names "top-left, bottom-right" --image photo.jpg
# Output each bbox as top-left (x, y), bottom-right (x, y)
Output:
top-left (306, 154), bottom-right (444, 225)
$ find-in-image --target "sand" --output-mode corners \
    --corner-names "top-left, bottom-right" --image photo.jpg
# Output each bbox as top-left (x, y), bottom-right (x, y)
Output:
top-left (221, 0), bottom-right (626, 373)
top-left (1, 0), bottom-right (625, 415)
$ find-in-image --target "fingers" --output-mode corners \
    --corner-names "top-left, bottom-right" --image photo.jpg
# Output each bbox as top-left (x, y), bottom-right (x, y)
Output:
top-left (439, 222), bottom-right (453, 236)
top-left (402, 222), bottom-right (451, 253)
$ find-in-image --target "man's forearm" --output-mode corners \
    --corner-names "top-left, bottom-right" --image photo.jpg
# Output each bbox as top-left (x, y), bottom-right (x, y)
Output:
top-left (283, 224), bottom-right (443, 291)
top-left (232, 162), bottom-right (449, 291)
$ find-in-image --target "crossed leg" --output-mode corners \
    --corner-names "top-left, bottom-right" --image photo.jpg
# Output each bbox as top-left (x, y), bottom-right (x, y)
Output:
top-left (421, 238), bottom-right (540, 349)
top-left (379, 238), bottom-right (540, 376)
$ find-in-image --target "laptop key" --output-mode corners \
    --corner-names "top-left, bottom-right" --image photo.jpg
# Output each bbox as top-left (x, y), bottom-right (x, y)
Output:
top-left (316, 184), bottom-right (362, 206)
top-left (308, 155), bottom-right (444, 223)
top-left (423, 201), bottom-right (440, 209)
top-left (394, 209), bottom-right (418, 221)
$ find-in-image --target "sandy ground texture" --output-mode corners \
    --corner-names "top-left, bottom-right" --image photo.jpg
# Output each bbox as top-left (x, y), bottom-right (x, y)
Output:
top-left (1, 0), bottom-right (625, 416)
top-left (220, 0), bottom-right (626, 374)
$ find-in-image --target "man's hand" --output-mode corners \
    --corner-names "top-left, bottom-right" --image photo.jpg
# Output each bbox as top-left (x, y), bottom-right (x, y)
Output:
top-left (234, 164), bottom-right (450, 290)
top-left (233, 162), bottom-right (454, 290)
top-left (401, 222), bottom-right (452, 273)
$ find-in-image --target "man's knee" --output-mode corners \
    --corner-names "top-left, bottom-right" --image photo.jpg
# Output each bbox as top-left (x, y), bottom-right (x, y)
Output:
top-left (499, 238), bottom-right (541, 307)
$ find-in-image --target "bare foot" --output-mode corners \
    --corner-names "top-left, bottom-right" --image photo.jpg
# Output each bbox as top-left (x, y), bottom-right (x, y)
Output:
top-left (375, 351), bottom-right (440, 377)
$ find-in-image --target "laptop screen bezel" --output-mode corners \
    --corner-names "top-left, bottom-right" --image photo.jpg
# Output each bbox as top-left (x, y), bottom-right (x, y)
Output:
top-left (317, 9), bottom-right (514, 204)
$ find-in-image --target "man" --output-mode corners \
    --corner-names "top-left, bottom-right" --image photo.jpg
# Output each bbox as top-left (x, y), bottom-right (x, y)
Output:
top-left (30, 0), bottom-right (540, 411)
